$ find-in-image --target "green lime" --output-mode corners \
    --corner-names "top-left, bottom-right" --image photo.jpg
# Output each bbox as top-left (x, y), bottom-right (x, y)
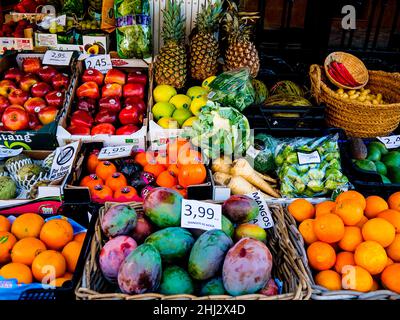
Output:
top-left (169, 94), bottom-right (192, 109)
top-left (172, 108), bottom-right (192, 127)
top-left (152, 102), bottom-right (176, 121)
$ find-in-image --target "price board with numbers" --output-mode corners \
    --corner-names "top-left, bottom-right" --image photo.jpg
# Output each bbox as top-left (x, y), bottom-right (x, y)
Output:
top-left (378, 135), bottom-right (400, 149)
top-left (85, 54), bottom-right (112, 74)
top-left (97, 145), bottom-right (134, 160)
top-left (181, 199), bottom-right (222, 231)
top-left (43, 50), bottom-right (73, 66)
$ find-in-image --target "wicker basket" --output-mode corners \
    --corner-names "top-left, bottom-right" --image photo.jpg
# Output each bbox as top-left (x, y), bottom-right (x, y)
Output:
top-left (282, 205), bottom-right (400, 300)
top-left (75, 202), bottom-right (312, 300)
top-left (310, 64), bottom-right (400, 138)
top-left (324, 52), bottom-right (368, 90)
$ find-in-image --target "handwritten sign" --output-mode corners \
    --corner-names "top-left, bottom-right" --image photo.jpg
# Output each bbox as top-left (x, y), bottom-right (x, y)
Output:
top-left (181, 199), bottom-right (222, 231)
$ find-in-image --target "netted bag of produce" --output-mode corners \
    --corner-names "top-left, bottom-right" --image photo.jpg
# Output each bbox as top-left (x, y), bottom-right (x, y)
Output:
top-left (275, 134), bottom-right (349, 198)
top-left (115, 0), bottom-right (151, 59)
top-left (208, 68), bottom-right (255, 112)
top-left (62, 0), bottom-right (84, 18)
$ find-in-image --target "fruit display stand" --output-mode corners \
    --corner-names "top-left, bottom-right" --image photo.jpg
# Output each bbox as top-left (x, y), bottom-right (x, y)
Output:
top-left (56, 59), bottom-right (149, 151)
top-left (75, 201), bottom-right (312, 300)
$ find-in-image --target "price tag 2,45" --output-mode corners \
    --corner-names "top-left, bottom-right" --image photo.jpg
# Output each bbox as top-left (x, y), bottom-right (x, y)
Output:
top-left (378, 135), bottom-right (400, 149)
top-left (85, 54), bottom-right (112, 74)
top-left (98, 145), bottom-right (134, 160)
top-left (181, 199), bottom-right (222, 231)
top-left (43, 50), bottom-right (73, 66)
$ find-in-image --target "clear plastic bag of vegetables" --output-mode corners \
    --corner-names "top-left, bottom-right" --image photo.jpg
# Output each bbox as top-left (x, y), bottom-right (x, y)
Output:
top-left (246, 133), bottom-right (279, 174)
top-left (274, 134), bottom-right (349, 198)
top-left (208, 68), bottom-right (255, 112)
top-left (114, 0), bottom-right (152, 59)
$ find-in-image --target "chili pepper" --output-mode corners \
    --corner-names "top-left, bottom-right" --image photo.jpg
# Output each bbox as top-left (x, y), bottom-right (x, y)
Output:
top-left (328, 65), bottom-right (351, 86)
top-left (331, 61), bottom-right (358, 87)
top-left (335, 62), bottom-right (361, 86)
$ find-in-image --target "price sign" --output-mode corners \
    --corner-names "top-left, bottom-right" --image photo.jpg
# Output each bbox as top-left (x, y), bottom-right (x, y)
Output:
top-left (181, 199), bottom-right (222, 231)
top-left (43, 50), bottom-right (73, 66)
top-left (85, 54), bottom-right (112, 74)
top-left (378, 135), bottom-right (400, 149)
top-left (246, 191), bottom-right (274, 229)
top-left (297, 150), bottom-right (321, 165)
top-left (98, 145), bottom-right (134, 160)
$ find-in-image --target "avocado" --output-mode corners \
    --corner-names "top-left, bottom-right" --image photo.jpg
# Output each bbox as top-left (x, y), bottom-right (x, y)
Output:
top-left (369, 141), bottom-right (388, 155)
top-left (0, 176), bottom-right (17, 199)
top-left (382, 151), bottom-right (400, 169)
top-left (375, 161), bottom-right (387, 176)
top-left (355, 159), bottom-right (377, 172)
top-left (366, 145), bottom-right (381, 162)
top-left (350, 138), bottom-right (367, 160)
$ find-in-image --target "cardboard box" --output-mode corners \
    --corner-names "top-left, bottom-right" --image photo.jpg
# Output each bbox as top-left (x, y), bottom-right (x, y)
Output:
top-left (57, 59), bottom-right (149, 151)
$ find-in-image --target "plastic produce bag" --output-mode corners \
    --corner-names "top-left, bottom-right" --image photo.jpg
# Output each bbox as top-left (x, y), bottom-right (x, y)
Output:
top-left (115, 0), bottom-right (152, 59)
top-left (275, 134), bottom-right (349, 198)
top-left (208, 68), bottom-right (255, 112)
top-left (62, 0), bottom-right (84, 18)
top-left (246, 133), bottom-right (279, 174)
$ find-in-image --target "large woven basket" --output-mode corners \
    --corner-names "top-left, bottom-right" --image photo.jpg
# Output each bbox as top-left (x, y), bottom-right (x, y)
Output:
top-left (75, 202), bottom-right (312, 300)
top-left (310, 64), bottom-right (400, 138)
top-left (283, 205), bottom-right (400, 300)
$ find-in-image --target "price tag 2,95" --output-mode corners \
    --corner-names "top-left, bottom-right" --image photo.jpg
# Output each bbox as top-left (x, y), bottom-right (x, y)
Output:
top-left (98, 145), bottom-right (134, 160)
top-left (181, 199), bottom-right (222, 231)
top-left (378, 135), bottom-right (400, 149)
top-left (43, 50), bottom-right (73, 66)
top-left (85, 54), bottom-right (112, 74)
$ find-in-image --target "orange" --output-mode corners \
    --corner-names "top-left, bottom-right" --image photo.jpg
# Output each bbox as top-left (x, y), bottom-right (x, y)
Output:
top-left (0, 262), bottom-right (32, 284)
top-left (315, 270), bottom-right (342, 290)
top-left (299, 219), bottom-right (318, 245)
top-left (356, 215), bottom-right (368, 229)
top-left (11, 237), bottom-right (46, 266)
top-left (386, 257), bottom-right (394, 267)
top-left (314, 213), bottom-right (345, 243)
top-left (64, 272), bottom-right (73, 280)
top-left (307, 241), bottom-right (336, 271)
top-left (134, 151), bottom-right (154, 167)
top-left (354, 241), bottom-right (388, 275)
top-left (178, 164), bottom-right (207, 188)
top-left (86, 152), bottom-right (100, 174)
top-left (377, 209), bottom-right (400, 233)
top-left (365, 195), bottom-right (389, 219)
top-left (62, 240), bottom-right (82, 273)
top-left (362, 218), bottom-right (395, 248)
top-left (386, 234), bottom-right (400, 262)
top-left (40, 219), bottom-right (74, 251)
top-left (371, 279), bottom-right (380, 291)
top-left (388, 192), bottom-right (400, 211)
top-left (288, 199), bottom-right (315, 222)
top-left (335, 251), bottom-right (355, 273)
top-left (0, 216), bottom-right (11, 232)
top-left (143, 163), bottom-right (166, 178)
top-left (315, 201), bottom-right (336, 217)
top-left (381, 263), bottom-right (400, 293)
top-left (338, 226), bottom-right (363, 252)
top-left (11, 213), bottom-right (44, 239)
top-left (0, 231), bottom-right (17, 264)
top-left (341, 265), bottom-right (373, 292)
top-left (335, 190), bottom-right (366, 210)
top-left (334, 199), bottom-right (364, 226)
top-left (74, 232), bottom-right (86, 243)
top-left (31, 250), bottom-right (66, 282)
top-left (156, 170), bottom-right (178, 188)
top-left (167, 164), bottom-right (180, 177)
top-left (49, 277), bottom-right (71, 287)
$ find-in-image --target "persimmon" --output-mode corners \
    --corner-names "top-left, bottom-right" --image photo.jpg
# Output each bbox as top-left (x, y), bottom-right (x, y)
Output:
top-left (86, 150), bottom-right (100, 173)
top-left (172, 185), bottom-right (187, 198)
top-left (167, 164), bottom-right (180, 177)
top-left (167, 139), bottom-right (189, 163)
top-left (178, 164), bottom-right (207, 188)
top-left (143, 163), bottom-right (166, 178)
top-left (105, 172), bottom-right (128, 192)
top-left (114, 186), bottom-right (138, 202)
top-left (177, 148), bottom-right (203, 166)
top-left (95, 161), bottom-right (117, 180)
top-left (156, 170), bottom-right (178, 188)
top-left (134, 151), bottom-right (155, 167)
top-left (80, 174), bottom-right (103, 190)
top-left (91, 184), bottom-right (113, 202)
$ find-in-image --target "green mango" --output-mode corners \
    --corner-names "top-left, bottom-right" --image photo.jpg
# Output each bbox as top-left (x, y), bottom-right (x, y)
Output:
top-left (375, 161), bottom-right (387, 176)
top-left (369, 141), bottom-right (388, 155)
top-left (222, 215), bottom-right (234, 238)
top-left (366, 145), bottom-right (381, 161)
top-left (199, 276), bottom-right (226, 296)
top-left (382, 151), bottom-right (400, 169)
top-left (160, 266), bottom-right (194, 295)
top-left (355, 159), bottom-right (377, 172)
top-left (387, 166), bottom-right (400, 183)
top-left (381, 175), bottom-right (391, 184)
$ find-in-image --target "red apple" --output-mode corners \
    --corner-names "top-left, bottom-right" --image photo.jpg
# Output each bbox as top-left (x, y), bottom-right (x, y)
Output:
top-left (28, 113), bottom-right (41, 130)
top-left (4, 68), bottom-right (25, 82)
top-left (77, 98), bottom-right (96, 114)
top-left (94, 109), bottom-right (117, 124)
top-left (102, 83), bottom-right (122, 98)
top-left (70, 110), bottom-right (94, 128)
top-left (82, 68), bottom-right (104, 86)
top-left (0, 96), bottom-right (10, 114)
top-left (22, 57), bottom-right (42, 74)
top-left (31, 82), bottom-right (51, 98)
top-left (99, 97), bottom-right (121, 113)
top-left (38, 106), bottom-right (58, 125)
top-left (123, 83), bottom-right (145, 99)
top-left (91, 123), bottom-right (115, 135)
top-left (125, 96), bottom-right (146, 114)
top-left (45, 91), bottom-right (64, 108)
top-left (8, 89), bottom-right (29, 105)
top-left (52, 73), bottom-right (69, 90)
top-left (0, 80), bottom-right (17, 97)
top-left (38, 66), bottom-right (58, 83)
top-left (104, 69), bottom-right (126, 85)
top-left (77, 81), bottom-right (100, 99)
top-left (2, 105), bottom-right (29, 131)
top-left (118, 105), bottom-right (143, 125)
top-left (67, 125), bottom-right (91, 135)
top-left (20, 74), bottom-right (39, 92)
top-left (116, 124), bottom-right (139, 135)
top-left (24, 97), bottom-right (47, 114)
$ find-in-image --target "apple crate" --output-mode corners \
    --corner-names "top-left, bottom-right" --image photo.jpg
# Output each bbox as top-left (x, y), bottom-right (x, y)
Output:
top-left (57, 59), bottom-right (150, 151)
top-left (0, 52), bottom-right (79, 150)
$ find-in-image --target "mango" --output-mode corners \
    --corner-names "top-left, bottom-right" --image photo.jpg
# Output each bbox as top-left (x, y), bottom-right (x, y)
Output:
top-left (131, 216), bottom-right (154, 244)
top-left (375, 161), bottom-right (387, 176)
top-left (188, 229), bottom-right (233, 280)
top-left (222, 195), bottom-right (259, 224)
top-left (143, 187), bottom-right (183, 228)
top-left (99, 236), bottom-right (137, 283)
top-left (200, 276), bottom-right (226, 296)
top-left (222, 238), bottom-right (273, 296)
top-left (354, 159), bottom-right (376, 172)
top-left (369, 141), bottom-right (388, 155)
top-left (234, 223), bottom-right (267, 243)
top-left (366, 145), bottom-right (381, 161)
top-left (160, 265), bottom-right (194, 295)
top-left (259, 278), bottom-right (278, 296)
top-left (145, 227), bottom-right (194, 263)
top-left (190, 215), bottom-right (234, 239)
top-left (118, 243), bottom-right (162, 294)
top-left (101, 204), bottom-right (137, 238)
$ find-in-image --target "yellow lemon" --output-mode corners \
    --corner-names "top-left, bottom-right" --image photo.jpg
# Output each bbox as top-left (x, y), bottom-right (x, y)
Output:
top-left (181, 116), bottom-right (198, 128)
top-left (190, 96), bottom-right (208, 116)
top-left (186, 86), bottom-right (208, 100)
top-left (152, 102), bottom-right (175, 121)
top-left (202, 76), bottom-right (217, 90)
top-left (172, 109), bottom-right (192, 127)
top-left (153, 85), bottom-right (177, 103)
top-left (169, 94), bottom-right (192, 109)
top-left (157, 117), bottom-right (179, 129)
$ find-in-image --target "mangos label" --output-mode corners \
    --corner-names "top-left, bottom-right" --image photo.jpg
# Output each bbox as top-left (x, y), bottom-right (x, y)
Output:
top-left (246, 191), bottom-right (274, 229)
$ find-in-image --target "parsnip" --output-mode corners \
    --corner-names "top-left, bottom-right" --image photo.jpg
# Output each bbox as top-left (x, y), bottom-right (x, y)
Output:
top-left (255, 171), bottom-right (277, 184)
top-left (213, 172), bottom-right (232, 186)
top-left (227, 176), bottom-right (273, 199)
top-left (211, 156), bottom-right (232, 174)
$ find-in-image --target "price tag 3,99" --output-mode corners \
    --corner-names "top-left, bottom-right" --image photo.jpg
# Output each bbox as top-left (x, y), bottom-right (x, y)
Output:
top-left (98, 145), bottom-right (134, 160)
top-left (246, 191), bottom-right (274, 229)
top-left (378, 135), bottom-right (400, 149)
top-left (181, 199), bottom-right (222, 231)
top-left (85, 54), bottom-right (112, 74)
top-left (43, 50), bottom-right (73, 66)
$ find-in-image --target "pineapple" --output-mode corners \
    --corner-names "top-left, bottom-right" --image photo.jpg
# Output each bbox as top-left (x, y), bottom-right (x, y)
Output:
top-left (223, 1), bottom-right (260, 78)
top-left (189, 0), bottom-right (223, 81)
top-left (155, 0), bottom-right (187, 89)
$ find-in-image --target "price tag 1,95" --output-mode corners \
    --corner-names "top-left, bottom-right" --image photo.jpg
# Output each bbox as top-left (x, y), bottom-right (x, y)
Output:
top-left (181, 199), bottom-right (222, 231)
top-left (43, 50), bottom-right (73, 66)
top-left (98, 145), bottom-right (134, 160)
top-left (85, 54), bottom-right (112, 74)
top-left (378, 135), bottom-right (400, 149)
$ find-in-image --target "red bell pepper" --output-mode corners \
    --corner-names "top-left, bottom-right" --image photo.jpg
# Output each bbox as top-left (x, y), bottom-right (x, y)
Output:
top-left (123, 83), bottom-right (145, 99)
top-left (127, 72), bottom-right (147, 85)
top-left (91, 123), bottom-right (116, 135)
top-left (70, 110), bottom-right (94, 128)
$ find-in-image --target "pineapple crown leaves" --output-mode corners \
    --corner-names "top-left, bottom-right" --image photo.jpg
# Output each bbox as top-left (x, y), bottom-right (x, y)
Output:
top-left (195, 0), bottom-right (224, 33)
top-left (162, 0), bottom-right (186, 44)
